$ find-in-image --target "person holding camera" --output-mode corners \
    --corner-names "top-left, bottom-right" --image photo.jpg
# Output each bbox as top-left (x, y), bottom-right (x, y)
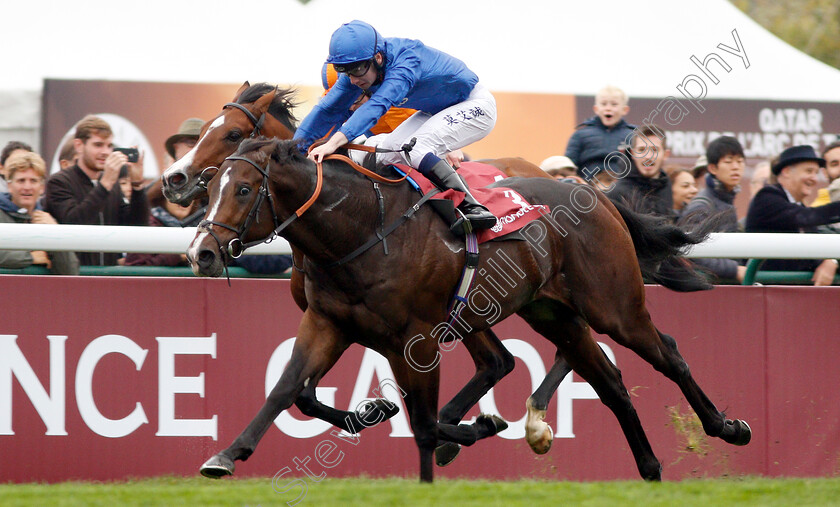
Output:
top-left (45, 114), bottom-right (149, 266)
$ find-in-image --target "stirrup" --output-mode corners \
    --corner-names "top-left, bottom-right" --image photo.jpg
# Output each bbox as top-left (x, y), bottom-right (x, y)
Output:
top-left (450, 207), bottom-right (497, 236)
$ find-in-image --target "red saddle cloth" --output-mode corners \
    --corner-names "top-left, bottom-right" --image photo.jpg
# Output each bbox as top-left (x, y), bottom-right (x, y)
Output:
top-left (393, 161), bottom-right (550, 243)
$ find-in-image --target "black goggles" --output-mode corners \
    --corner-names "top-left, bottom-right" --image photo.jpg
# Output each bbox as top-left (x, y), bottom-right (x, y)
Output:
top-left (334, 59), bottom-right (372, 77)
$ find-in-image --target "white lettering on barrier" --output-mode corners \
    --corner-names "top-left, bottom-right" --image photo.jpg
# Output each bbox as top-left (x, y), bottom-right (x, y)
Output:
top-left (75, 335), bottom-right (149, 438)
top-left (554, 342), bottom-right (616, 438)
top-left (155, 335), bottom-right (218, 440)
top-left (0, 335), bottom-right (67, 436)
top-left (1, 333), bottom-right (613, 442)
top-left (268, 338), bottom-right (412, 438)
top-left (2, 334), bottom-right (219, 438)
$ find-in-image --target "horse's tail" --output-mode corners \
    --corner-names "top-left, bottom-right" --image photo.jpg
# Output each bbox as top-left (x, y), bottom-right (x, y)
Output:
top-left (611, 199), bottom-right (714, 292)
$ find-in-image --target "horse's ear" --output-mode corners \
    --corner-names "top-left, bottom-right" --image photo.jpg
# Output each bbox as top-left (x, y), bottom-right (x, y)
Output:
top-left (253, 86), bottom-right (277, 114)
top-left (233, 81), bottom-right (251, 102)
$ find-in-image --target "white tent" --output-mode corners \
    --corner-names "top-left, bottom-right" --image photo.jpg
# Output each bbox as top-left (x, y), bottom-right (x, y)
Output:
top-left (2, 0), bottom-right (839, 148)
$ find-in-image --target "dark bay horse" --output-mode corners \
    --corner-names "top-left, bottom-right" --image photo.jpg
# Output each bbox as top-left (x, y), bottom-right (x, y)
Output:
top-left (187, 138), bottom-right (750, 482)
top-left (160, 81), bottom-right (542, 465)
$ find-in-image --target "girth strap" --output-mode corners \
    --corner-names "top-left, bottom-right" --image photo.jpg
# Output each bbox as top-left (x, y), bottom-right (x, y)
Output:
top-left (446, 232), bottom-right (480, 330)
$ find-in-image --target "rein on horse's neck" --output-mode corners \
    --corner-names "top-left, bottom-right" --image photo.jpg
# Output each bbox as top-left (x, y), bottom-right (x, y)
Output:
top-left (277, 155), bottom-right (414, 269)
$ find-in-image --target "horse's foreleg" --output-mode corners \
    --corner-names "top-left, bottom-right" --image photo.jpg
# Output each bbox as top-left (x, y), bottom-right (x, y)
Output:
top-left (200, 312), bottom-right (347, 479)
top-left (295, 382), bottom-right (400, 434)
top-left (434, 329), bottom-right (514, 466)
top-left (525, 350), bottom-right (572, 455)
top-left (389, 346), bottom-right (441, 483)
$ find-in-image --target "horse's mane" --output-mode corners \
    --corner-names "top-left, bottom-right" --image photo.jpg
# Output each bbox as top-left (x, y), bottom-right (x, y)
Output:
top-left (237, 83), bottom-right (299, 133)
top-left (236, 137), bottom-right (307, 171)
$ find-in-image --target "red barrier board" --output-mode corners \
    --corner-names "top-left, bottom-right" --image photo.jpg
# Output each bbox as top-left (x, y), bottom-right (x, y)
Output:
top-left (1, 276), bottom-right (838, 484)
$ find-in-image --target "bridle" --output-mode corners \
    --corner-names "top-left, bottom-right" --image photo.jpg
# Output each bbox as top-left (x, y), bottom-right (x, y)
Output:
top-left (197, 153), bottom-right (323, 266)
top-left (195, 139), bottom-right (417, 280)
top-left (197, 101), bottom-right (269, 189)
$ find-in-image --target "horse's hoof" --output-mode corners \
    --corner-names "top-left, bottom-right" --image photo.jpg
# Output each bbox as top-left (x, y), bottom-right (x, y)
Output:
top-left (358, 398), bottom-right (400, 423)
top-left (476, 413), bottom-right (509, 436)
top-left (528, 423), bottom-right (553, 455)
top-left (200, 454), bottom-right (235, 479)
top-left (721, 419), bottom-right (752, 446)
top-left (435, 442), bottom-right (461, 467)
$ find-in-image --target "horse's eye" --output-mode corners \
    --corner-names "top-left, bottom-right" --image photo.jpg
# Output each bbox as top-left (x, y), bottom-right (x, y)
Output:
top-left (227, 130), bottom-right (243, 142)
top-left (237, 186), bottom-right (251, 197)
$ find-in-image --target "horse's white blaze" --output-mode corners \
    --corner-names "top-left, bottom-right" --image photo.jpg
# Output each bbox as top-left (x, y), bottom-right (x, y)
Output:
top-left (162, 115), bottom-right (226, 179)
top-left (206, 168), bottom-right (233, 223)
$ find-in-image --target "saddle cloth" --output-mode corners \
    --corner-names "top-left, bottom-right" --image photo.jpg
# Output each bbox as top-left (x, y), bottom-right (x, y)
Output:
top-left (391, 161), bottom-right (550, 243)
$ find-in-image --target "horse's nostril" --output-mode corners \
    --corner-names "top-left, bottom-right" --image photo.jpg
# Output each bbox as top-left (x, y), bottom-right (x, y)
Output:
top-left (197, 249), bottom-right (216, 267)
top-left (167, 172), bottom-right (187, 189)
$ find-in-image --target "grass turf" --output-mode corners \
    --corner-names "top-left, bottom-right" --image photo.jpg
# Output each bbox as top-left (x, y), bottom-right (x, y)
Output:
top-left (1, 476), bottom-right (839, 506)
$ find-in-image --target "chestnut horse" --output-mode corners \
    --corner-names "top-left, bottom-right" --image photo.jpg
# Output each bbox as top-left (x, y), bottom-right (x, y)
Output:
top-left (187, 138), bottom-right (750, 482)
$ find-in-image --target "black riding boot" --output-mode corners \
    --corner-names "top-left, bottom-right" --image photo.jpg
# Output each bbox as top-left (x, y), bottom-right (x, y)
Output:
top-left (420, 155), bottom-right (497, 233)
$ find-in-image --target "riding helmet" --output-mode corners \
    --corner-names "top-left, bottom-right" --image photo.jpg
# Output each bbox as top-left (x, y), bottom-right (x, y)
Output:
top-left (326, 20), bottom-right (385, 65)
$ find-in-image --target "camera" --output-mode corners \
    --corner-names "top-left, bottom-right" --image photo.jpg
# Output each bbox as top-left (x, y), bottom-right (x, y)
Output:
top-left (113, 147), bottom-right (139, 178)
top-left (113, 147), bottom-right (139, 163)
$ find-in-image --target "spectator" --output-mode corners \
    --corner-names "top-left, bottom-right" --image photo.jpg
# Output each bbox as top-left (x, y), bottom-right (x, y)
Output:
top-left (813, 142), bottom-right (840, 233)
top-left (165, 118), bottom-right (204, 164)
top-left (45, 114), bottom-right (149, 266)
top-left (745, 145), bottom-right (840, 285)
top-left (0, 152), bottom-right (79, 274)
top-left (748, 160), bottom-right (772, 200)
top-left (607, 124), bottom-right (673, 217)
top-left (683, 136), bottom-right (746, 283)
top-left (666, 167), bottom-right (697, 217)
top-left (295, 20), bottom-right (497, 232)
top-left (812, 141), bottom-right (840, 207)
top-left (58, 138), bottom-right (77, 170)
top-left (691, 154), bottom-right (708, 180)
top-left (0, 141), bottom-right (34, 193)
top-left (539, 155), bottom-right (583, 182)
top-left (565, 85), bottom-right (635, 191)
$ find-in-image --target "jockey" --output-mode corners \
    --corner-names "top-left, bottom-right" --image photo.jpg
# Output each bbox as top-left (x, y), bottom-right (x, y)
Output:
top-left (295, 19), bottom-right (498, 231)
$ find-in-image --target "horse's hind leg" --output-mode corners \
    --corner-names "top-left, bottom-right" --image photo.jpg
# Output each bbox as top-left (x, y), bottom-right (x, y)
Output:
top-left (520, 301), bottom-right (662, 481)
top-left (525, 350), bottom-right (572, 454)
top-left (435, 328), bottom-right (515, 466)
top-left (615, 323), bottom-right (751, 445)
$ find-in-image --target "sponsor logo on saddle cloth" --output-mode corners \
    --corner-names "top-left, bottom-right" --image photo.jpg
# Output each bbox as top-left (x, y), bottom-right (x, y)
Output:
top-left (392, 161), bottom-right (550, 243)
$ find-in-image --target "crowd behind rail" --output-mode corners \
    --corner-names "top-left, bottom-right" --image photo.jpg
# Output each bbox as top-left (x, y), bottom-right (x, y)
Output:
top-left (1, 82), bottom-right (839, 285)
